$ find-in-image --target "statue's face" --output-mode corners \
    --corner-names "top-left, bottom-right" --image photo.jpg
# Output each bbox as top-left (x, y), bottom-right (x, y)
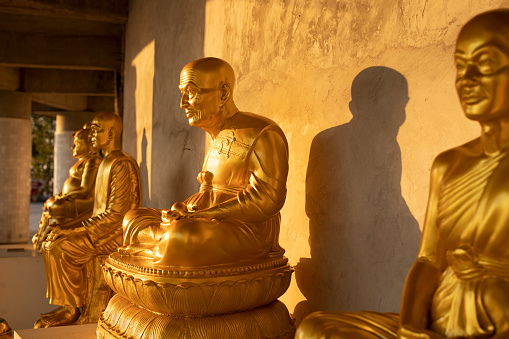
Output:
top-left (455, 21), bottom-right (509, 121)
top-left (72, 134), bottom-right (89, 158)
top-left (179, 67), bottom-right (221, 128)
top-left (90, 117), bottom-right (109, 150)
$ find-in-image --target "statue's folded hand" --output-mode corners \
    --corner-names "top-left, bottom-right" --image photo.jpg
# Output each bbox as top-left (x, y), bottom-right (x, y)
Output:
top-left (186, 209), bottom-right (216, 220)
top-left (161, 209), bottom-right (182, 225)
top-left (46, 226), bottom-right (85, 242)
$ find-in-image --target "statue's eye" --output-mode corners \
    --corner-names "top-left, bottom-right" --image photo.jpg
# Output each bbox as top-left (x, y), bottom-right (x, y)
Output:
top-left (456, 61), bottom-right (467, 76)
top-left (187, 87), bottom-right (200, 98)
top-left (477, 56), bottom-right (496, 75)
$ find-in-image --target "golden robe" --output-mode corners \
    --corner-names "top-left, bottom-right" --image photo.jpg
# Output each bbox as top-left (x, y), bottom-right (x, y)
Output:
top-left (43, 150), bottom-right (141, 307)
top-left (297, 141), bottom-right (509, 339)
top-left (125, 112), bottom-right (288, 268)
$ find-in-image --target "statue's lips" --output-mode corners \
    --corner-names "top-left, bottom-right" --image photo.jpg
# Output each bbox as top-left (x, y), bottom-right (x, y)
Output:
top-left (461, 94), bottom-right (486, 105)
top-left (186, 110), bottom-right (198, 117)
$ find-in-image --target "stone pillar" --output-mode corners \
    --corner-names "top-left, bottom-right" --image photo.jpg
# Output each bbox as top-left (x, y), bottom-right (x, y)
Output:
top-left (0, 90), bottom-right (31, 244)
top-left (53, 113), bottom-right (97, 194)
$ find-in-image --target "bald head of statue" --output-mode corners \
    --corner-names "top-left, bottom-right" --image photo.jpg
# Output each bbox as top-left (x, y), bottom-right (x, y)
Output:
top-left (179, 57), bottom-right (239, 136)
top-left (455, 9), bottom-right (509, 122)
top-left (91, 112), bottom-right (123, 156)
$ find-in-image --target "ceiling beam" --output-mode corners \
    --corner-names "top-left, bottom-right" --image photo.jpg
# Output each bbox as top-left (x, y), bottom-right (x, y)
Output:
top-left (0, 31), bottom-right (122, 71)
top-left (0, 66), bottom-right (19, 91)
top-left (0, 0), bottom-right (127, 23)
top-left (22, 69), bottom-right (115, 95)
top-left (32, 93), bottom-right (87, 111)
top-left (32, 111), bottom-right (100, 119)
top-left (31, 93), bottom-right (115, 112)
top-left (87, 96), bottom-right (115, 112)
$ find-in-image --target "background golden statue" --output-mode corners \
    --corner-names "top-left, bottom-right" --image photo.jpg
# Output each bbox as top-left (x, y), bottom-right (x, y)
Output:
top-left (32, 123), bottom-right (101, 252)
top-left (35, 112), bottom-right (141, 328)
top-left (297, 9), bottom-right (509, 339)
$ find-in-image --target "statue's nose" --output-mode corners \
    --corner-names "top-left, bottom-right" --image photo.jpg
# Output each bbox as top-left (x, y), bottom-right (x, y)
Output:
top-left (180, 94), bottom-right (189, 108)
top-left (463, 63), bottom-right (481, 81)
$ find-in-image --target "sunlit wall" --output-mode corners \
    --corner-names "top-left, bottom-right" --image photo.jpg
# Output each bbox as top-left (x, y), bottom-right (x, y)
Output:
top-left (124, 0), bottom-right (509, 325)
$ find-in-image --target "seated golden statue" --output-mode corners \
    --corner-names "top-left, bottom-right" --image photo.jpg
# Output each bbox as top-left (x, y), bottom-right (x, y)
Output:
top-left (97, 58), bottom-right (294, 339)
top-left (296, 9), bottom-right (509, 339)
top-left (32, 123), bottom-right (101, 252)
top-left (35, 112), bottom-right (141, 328)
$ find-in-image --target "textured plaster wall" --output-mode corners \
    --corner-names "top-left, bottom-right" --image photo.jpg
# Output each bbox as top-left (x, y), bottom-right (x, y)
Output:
top-left (123, 0), bottom-right (206, 208)
top-left (124, 0), bottom-right (509, 325)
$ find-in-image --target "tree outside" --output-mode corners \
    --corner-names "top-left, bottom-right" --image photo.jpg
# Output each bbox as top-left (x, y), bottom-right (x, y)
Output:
top-left (31, 115), bottom-right (55, 200)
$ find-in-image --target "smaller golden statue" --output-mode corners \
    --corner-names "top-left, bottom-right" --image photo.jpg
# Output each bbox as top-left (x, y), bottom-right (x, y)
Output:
top-left (296, 9), bottom-right (509, 339)
top-left (35, 112), bottom-right (141, 328)
top-left (97, 58), bottom-right (294, 339)
top-left (32, 123), bottom-right (101, 252)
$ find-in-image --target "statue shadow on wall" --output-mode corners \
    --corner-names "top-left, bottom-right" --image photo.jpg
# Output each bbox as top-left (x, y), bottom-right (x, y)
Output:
top-left (139, 128), bottom-right (150, 206)
top-left (293, 66), bottom-right (422, 324)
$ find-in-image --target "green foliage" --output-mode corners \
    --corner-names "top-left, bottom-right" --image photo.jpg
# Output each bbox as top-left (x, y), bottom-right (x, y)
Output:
top-left (31, 115), bottom-right (55, 197)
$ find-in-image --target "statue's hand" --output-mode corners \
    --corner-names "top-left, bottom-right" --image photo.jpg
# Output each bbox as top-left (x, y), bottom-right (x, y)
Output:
top-left (186, 210), bottom-right (215, 220)
top-left (46, 226), bottom-right (85, 242)
top-left (31, 233), bottom-right (39, 246)
top-left (161, 209), bottom-right (182, 225)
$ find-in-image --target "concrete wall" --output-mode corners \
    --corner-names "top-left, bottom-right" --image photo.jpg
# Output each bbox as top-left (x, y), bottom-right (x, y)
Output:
top-left (123, 0), bottom-right (206, 208)
top-left (124, 0), bottom-right (509, 324)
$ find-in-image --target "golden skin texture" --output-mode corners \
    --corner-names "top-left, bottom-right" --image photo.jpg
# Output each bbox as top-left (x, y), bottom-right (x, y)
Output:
top-left (32, 125), bottom-right (101, 252)
top-left (296, 10), bottom-right (509, 339)
top-left (35, 113), bottom-right (141, 328)
top-left (121, 58), bottom-right (289, 269)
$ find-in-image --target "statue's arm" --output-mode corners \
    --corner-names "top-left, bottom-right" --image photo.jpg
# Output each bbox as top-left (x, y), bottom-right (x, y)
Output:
top-left (83, 160), bottom-right (139, 244)
top-left (191, 128), bottom-right (289, 222)
top-left (399, 153), bottom-right (450, 336)
top-left (60, 157), bottom-right (101, 200)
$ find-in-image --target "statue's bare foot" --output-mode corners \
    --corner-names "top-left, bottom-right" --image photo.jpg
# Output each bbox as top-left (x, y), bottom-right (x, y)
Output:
top-left (34, 306), bottom-right (80, 328)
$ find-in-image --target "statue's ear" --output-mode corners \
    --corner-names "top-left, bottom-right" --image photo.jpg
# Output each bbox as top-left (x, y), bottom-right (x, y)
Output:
top-left (219, 83), bottom-right (231, 107)
top-left (108, 127), bottom-right (117, 140)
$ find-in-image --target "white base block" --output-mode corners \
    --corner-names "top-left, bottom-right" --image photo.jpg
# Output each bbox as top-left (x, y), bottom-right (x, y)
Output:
top-left (0, 245), bottom-right (54, 330)
top-left (14, 324), bottom-right (97, 339)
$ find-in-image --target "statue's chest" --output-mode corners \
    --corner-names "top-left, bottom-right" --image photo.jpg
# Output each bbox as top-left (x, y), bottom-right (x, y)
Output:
top-left (204, 129), bottom-right (252, 186)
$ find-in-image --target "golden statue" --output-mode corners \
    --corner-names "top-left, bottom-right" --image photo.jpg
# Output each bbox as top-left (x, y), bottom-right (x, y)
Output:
top-left (97, 58), bottom-right (294, 339)
top-left (35, 112), bottom-right (141, 328)
top-left (0, 318), bottom-right (12, 339)
top-left (32, 123), bottom-right (102, 252)
top-left (296, 9), bottom-right (509, 339)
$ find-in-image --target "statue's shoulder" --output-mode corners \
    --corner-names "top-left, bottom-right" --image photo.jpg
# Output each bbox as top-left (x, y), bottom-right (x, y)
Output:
top-left (227, 112), bottom-right (285, 138)
top-left (101, 150), bottom-right (139, 170)
top-left (85, 154), bottom-right (103, 167)
top-left (432, 138), bottom-right (481, 173)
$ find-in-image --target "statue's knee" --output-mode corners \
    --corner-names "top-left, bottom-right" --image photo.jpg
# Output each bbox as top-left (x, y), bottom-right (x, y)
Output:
top-left (124, 207), bottom-right (147, 224)
top-left (169, 220), bottom-right (204, 249)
